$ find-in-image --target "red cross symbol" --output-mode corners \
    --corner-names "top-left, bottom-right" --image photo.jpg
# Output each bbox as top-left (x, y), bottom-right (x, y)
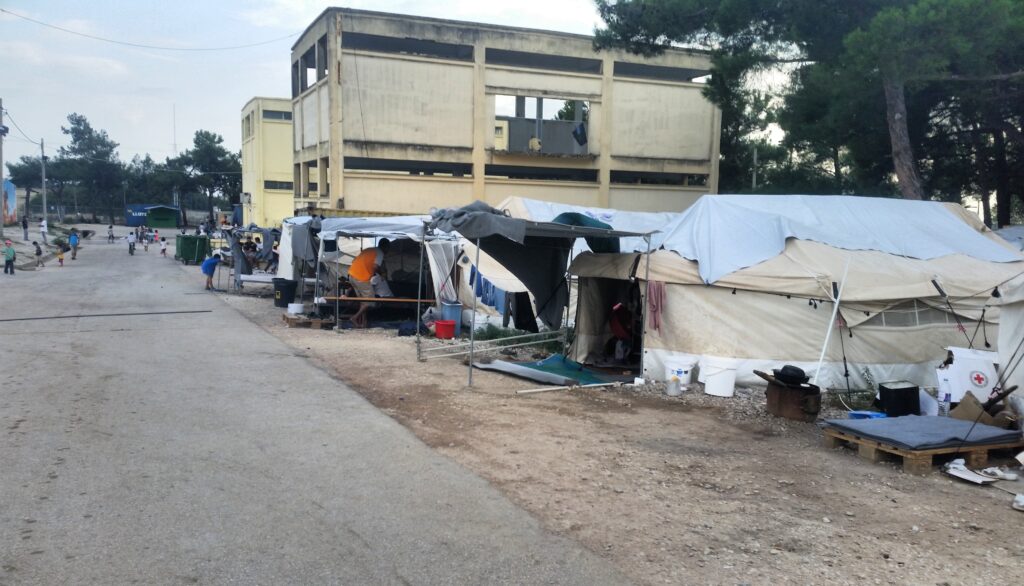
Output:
top-left (970, 371), bottom-right (988, 386)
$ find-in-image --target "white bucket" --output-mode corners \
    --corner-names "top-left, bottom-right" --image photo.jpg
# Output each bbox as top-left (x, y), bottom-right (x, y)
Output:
top-left (287, 302), bottom-right (306, 315)
top-left (664, 360), bottom-right (697, 397)
top-left (700, 356), bottom-right (737, 398)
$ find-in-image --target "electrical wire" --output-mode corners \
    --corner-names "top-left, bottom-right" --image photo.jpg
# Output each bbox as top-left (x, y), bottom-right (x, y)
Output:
top-left (0, 8), bottom-right (300, 51)
top-left (2, 108), bottom-right (40, 145)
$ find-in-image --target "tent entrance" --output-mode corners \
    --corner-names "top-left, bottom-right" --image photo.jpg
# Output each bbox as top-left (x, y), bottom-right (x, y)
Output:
top-left (572, 277), bottom-right (643, 372)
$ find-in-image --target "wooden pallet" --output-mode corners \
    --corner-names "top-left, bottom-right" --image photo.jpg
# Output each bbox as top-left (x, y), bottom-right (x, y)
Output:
top-left (823, 427), bottom-right (1024, 475)
top-left (281, 314), bottom-right (334, 329)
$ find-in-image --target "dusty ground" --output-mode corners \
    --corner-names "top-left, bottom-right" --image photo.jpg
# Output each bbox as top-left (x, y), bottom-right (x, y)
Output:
top-left (210, 280), bottom-right (1023, 585)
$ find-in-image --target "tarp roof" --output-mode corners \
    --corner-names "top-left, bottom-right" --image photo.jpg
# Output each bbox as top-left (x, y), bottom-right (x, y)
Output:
top-left (502, 195), bottom-right (1023, 284)
top-left (317, 215), bottom-right (431, 241)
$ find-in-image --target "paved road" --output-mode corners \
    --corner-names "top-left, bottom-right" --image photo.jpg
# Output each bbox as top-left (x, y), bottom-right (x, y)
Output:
top-left (0, 241), bottom-right (624, 585)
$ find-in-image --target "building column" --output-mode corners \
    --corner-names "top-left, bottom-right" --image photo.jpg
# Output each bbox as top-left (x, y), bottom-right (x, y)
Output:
top-left (597, 55), bottom-right (614, 208)
top-left (708, 106), bottom-right (723, 194)
top-left (471, 40), bottom-right (486, 203)
top-left (318, 156), bottom-right (329, 203)
top-left (329, 13), bottom-right (345, 208)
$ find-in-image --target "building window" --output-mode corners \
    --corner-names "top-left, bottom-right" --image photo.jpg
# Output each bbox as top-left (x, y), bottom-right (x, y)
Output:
top-left (610, 171), bottom-right (708, 186)
top-left (614, 61), bottom-right (710, 83)
top-left (264, 180), bottom-right (294, 191)
top-left (485, 164), bottom-right (597, 182)
top-left (493, 95), bottom-right (589, 156)
top-left (343, 157), bottom-right (471, 177)
top-left (262, 110), bottom-right (292, 121)
top-left (242, 113), bottom-right (253, 140)
top-left (341, 32), bottom-right (473, 62)
top-left (485, 48), bottom-right (601, 74)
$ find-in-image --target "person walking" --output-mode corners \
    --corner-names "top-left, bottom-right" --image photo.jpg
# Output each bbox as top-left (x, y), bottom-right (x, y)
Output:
top-left (39, 217), bottom-right (48, 245)
top-left (2, 240), bottom-right (15, 275)
top-left (22, 217), bottom-right (29, 242)
top-left (69, 230), bottom-right (80, 260)
top-left (33, 241), bottom-right (44, 267)
top-left (107, 225), bottom-right (115, 243)
top-left (127, 231), bottom-right (137, 255)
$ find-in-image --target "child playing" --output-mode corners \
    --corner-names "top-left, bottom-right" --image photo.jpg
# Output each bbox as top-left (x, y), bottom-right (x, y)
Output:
top-left (33, 241), bottom-right (44, 267)
top-left (159, 237), bottom-right (168, 257)
top-left (56, 247), bottom-right (65, 267)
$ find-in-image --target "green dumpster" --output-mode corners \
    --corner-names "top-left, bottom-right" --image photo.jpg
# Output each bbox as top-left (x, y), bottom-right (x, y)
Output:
top-left (176, 235), bottom-right (210, 265)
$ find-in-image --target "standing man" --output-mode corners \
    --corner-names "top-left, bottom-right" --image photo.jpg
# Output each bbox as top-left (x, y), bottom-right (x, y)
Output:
top-left (347, 239), bottom-right (391, 328)
top-left (126, 230), bottom-right (137, 255)
top-left (201, 254), bottom-right (221, 291)
top-left (69, 229), bottom-right (80, 260)
top-left (3, 240), bottom-right (15, 275)
top-left (21, 216), bottom-right (29, 242)
top-left (39, 217), bottom-right (48, 245)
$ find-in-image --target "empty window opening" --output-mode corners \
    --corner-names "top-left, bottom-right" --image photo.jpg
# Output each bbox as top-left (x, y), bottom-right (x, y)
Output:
top-left (485, 165), bottom-right (597, 182)
top-left (291, 61), bottom-right (300, 97)
top-left (486, 48), bottom-right (601, 74)
top-left (344, 157), bottom-right (472, 178)
top-left (613, 61), bottom-right (710, 83)
top-left (342, 32), bottom-right (473, 61)
top-left (493, 95), bottom-right (590, 156)
top-left (262, 109), bottom-right (292, 121)
top-left (264, 180), bottom-right (294, 191)
top-left (242, 113), bottom-right (254, 140)
top-left (610, 171), bottom-right (707, 186)
top-left (317, 35), bottom-right (329, 80)
top-left (300, 46), bottom-right (316, 92)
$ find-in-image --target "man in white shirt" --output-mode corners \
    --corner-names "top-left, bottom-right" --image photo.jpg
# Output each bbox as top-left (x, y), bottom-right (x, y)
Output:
top-left (39, 218), bottom-right (48, 245)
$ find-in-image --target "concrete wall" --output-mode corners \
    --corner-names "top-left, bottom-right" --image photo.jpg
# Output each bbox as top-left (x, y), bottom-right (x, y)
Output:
top-left (610, 80), bottom-right (715, 161)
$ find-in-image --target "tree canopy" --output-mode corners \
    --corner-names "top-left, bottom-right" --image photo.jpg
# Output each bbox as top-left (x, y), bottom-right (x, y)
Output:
top-left (5, 114), bottom-right (240, 224)
top-left (595, 0), bottom-right (1024, 224)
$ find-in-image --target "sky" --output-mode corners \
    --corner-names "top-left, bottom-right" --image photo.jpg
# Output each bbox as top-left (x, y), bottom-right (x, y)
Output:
top-left (0, 0), bottom-right (604, 170)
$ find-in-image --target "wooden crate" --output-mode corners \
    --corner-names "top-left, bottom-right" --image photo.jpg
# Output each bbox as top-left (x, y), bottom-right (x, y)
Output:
top-left (823, 427), bottom-right (1024, 475)
top-left (281, 314), bottom-right (334, 329)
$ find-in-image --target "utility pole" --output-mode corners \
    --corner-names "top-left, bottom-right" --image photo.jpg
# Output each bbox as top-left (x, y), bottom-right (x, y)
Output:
top-left (0, 97), bottom-right (5, 240)
top-left (41, 138), bottom-right (47, 223)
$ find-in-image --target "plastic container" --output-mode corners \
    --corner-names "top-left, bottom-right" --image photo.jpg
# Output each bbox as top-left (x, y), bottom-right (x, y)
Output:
top-left (272, 278), bottom-right (298, 308)
top-left (435, 320), bottom-right (456, 339)
top-left (441, 301), bottom-right (463, 337)
top-left (878, 380), bottom-right (920, 417)
top-left (664, 360), bottom-right (696, 397)
top-left (700, 356), bottom-right (737, 397)
top-left (287, 302), bottom-right (305, 315)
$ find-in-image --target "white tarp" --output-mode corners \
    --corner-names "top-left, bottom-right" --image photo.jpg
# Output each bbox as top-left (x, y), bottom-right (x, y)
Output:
top-left (996, 226), bottom-right (1024, 251)
top-left (998, 273), bottom-right (1024, 402)
top-left (318, 216), bottom-right (430, 241)
top-left (503, 195), bottom-right (1022, 284)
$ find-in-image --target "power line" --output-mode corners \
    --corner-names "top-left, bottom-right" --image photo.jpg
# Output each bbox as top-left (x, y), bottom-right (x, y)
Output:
top-left (2, 108), bottom-right (39, 145)
top-left (1, 8), bottom-right (300, 51)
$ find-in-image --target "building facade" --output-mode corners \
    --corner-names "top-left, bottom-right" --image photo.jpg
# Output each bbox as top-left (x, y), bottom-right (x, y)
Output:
top-left (241, 97), bottom-right (296, 227)
top-left (291, 8), bottom-right (721, 214)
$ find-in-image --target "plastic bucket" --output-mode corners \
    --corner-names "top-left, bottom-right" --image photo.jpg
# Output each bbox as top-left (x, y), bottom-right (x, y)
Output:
top-left (701, 357), bottom-right (737, 397)
top-left (435, 320), bottom-right (456, 339)
top-left (287, 302), bottom-right (305, 315)
top-left (664, 360), bottom-right (696, 397)
top-left (272, 278), bottom-right (298, 308)
top-left (441, 302), bottom-right (462, 337)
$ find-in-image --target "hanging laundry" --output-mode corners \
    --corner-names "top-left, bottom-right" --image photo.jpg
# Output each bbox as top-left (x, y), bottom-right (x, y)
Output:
top-left (648, 280), bottom-right (666, 333)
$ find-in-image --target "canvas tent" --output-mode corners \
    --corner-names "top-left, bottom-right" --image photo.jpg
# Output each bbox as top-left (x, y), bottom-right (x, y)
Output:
top-left (505, 194), bottom-right (1024, 389)
top-left (998, 273), bottom-right (1024, 408)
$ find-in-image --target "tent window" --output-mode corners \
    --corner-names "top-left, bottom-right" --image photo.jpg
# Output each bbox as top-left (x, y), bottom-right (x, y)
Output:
top-left (860, 300), bottom-right (969, 328)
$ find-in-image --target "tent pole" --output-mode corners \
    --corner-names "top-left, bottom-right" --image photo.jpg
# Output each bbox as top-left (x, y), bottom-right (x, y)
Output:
top-left (416, 223), bottom-right (426, 361)
top-left (468, 238), bottom-right (481, 387)
top-left (314, 240), bottom-right (322, 306)
top-left (639, 235), bottom-right (652, 380)
top-left (812, 259), bottom-right (851, 388)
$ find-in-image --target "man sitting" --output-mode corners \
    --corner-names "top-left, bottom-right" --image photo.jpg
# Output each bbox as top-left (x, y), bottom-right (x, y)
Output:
top-left (347, 239), bottom-right (391, 328)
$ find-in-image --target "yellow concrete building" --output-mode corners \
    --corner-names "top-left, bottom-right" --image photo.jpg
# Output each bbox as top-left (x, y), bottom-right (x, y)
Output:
top-left (241, 97), bottom-right (297, 227)
top-left (291, 8), bottom-right (721, 214)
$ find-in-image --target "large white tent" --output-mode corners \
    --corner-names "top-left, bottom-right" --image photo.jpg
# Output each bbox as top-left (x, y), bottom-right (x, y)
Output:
top-left (998, 273), bottom-right (1024, 410)
top-left (501, 195), bottom-right (1024, 389)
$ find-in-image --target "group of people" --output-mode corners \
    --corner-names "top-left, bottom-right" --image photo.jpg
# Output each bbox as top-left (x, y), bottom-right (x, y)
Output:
top-left (123, 225), bottom-right (168, 256)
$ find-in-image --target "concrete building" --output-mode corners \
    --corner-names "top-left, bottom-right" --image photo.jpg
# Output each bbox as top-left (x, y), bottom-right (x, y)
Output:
top-left (291, 8), bottom-right (721, 214)
top-left (241, 97), bottom-right (296, 227)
